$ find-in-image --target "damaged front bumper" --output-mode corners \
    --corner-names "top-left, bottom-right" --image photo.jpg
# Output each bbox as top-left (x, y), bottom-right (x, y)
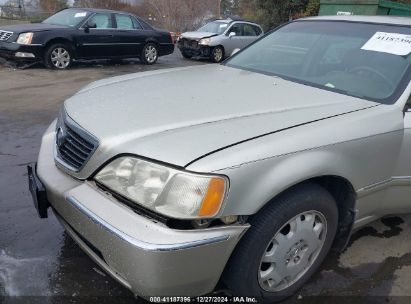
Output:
top-left (177, 42), bottom-right (212, 58)
top-left (30, 122), bottom-right (249, 297)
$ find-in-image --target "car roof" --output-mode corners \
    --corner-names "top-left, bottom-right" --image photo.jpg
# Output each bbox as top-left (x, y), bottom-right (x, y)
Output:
top-left (66, 7), bottom-right (131, 15)
top-left (299, 15), bottom-right (411, 26)
top-left (212, 18), bottom-right (261, 27)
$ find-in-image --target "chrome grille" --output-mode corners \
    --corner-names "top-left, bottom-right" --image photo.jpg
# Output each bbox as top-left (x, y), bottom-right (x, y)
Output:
top-left (0, 31), bottom-right (13, 41)
top-left (55, 113), bottom-right (98, 172)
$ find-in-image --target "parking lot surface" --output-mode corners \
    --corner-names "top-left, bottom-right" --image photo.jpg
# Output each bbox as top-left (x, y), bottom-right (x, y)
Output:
top-left (1, 52), bottom-right (411, 304)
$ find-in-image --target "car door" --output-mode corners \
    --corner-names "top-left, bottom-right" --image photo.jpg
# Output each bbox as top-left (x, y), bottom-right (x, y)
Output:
top-left (387, 93), bottom-right (411, 213)
top-left (224, 22), bottom-right (246, 55)
top-left (76, 13), bottom-right (117, 58)
top-left (242, 23), bottom-right (260, 46)
top-left (112, 14), bottom-right (146, 57)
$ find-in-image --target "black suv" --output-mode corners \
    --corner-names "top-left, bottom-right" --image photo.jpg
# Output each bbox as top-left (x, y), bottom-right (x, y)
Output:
top-left (0, 8), bottom-right (174, 69)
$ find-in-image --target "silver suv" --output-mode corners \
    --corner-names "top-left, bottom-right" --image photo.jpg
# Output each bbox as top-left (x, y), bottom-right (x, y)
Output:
top-left (177, 18), bottom-right (263, 62)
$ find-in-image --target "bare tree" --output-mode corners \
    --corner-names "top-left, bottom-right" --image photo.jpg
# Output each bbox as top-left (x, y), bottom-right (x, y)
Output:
top-left (74, 0), bottom-right (130, 10)
top-left (39, 0), bottom-right (67, 12)
top-left (143, 0), bottom-right (217, 32)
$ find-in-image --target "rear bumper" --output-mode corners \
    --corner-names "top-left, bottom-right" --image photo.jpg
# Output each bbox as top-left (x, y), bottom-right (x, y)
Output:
top-left (0, 41), bottom-right (43, 61)
top-left (35, 122), bottom-right (249, 296)
top-left (159, 43), bottom-right (175, 56)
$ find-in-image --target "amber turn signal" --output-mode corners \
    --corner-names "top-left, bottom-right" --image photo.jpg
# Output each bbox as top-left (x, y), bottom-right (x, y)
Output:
top-left (198, 177), bottom-right (227, 217)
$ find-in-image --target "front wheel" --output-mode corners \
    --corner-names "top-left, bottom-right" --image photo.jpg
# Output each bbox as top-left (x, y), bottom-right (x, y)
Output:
top-left (44, 43), bottom-right (73, 70)
top-left (223, 183), bottom-right (338, 303)
top-left (211, 46), bottom-right (224, 63)
top-left (141, 43), bottom-right (159, 65)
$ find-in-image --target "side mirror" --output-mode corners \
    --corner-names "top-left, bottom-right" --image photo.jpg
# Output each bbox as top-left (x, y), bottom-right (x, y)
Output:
top-left (228, 32), bottom-right (236, 39)
top-left (84, 20), bottom-right (97, 32)
top-left (231, 48), bottom-right (241, 56)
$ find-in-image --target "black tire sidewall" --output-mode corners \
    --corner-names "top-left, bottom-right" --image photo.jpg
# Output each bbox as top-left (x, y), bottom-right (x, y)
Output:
top-left (211, 46), bottom-right (224, 63)
top-left (223, 183), bottom-right (338, 302)
top-left (141, 43), bottom-right (159, 65)
top-left (44, 43), bottom-right (73, 70)
top-left (181, 50), bottom-right (192, 59)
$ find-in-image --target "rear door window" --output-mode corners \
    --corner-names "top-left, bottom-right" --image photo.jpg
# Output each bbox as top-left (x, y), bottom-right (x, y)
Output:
top-left (243, 24), bottom-right (258, 36)
top-left (115, 14), bottom-right (135, 30)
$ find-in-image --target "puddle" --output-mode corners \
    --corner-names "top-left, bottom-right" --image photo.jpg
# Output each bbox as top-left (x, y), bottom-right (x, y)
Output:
top-left (0, 250), bottom-right (48, 296)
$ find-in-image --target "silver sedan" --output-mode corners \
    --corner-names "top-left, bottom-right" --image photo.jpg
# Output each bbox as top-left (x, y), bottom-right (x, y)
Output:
top-left (29, 15), bottom-right (411, 303)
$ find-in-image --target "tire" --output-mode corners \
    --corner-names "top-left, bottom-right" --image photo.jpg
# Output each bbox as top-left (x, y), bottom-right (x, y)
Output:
top-left (181, 50), bottom-right (192, 59)
top-left (223, 183), bottom-right (338, 303)
top-left (44, 43), bottom-right (73, 70)
top-left (211, 46), bottom-right (224, 63)
top-left (141, 43), bottom-right (159, 65)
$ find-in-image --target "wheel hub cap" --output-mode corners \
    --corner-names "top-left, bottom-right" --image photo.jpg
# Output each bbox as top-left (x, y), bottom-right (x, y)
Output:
top-left (214, 49), bottom-right (222, 61)
top-left (145, 46), bottom-right (157, 63)
top-left (51, 48), bottom-right (70, 69)
top-left (258, 211), bottom-right (327, 292)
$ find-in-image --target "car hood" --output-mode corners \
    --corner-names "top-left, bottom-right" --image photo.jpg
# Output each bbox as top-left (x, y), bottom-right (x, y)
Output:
top-left (65, 65), bottom-right (377, 174)
top-left (181, 31), bottom-right (218, 40)
top-left (0, 23), bottom-right (69, 33)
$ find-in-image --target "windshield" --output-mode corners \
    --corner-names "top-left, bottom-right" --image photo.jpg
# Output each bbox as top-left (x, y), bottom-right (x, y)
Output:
top-left (43, 9), bottom-right (91, 27)
top-left (198, 21), bottom-right (229, 34)
top-left (226, 21), bottom-right (411, 104)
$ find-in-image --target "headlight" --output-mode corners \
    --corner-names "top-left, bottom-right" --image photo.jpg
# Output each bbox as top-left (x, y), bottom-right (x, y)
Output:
top-left (199, 38), bottom-right (211, 45)
top-left (17, 32), bottom-right (33, 45)
top-left (95, 157), bottom-right (228, 219)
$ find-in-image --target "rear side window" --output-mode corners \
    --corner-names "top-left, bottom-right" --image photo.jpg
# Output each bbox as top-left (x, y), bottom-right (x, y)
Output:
top-left (243, 24), bottom-right (258, 36)
top-left (88, 13), bottom-right (113, 29)
top-left (253, 25), bottom-right (262, 35)
top-left (137, 18), bottom-right (153, 30)
top-left (115, 14), bottom-right (135, 30)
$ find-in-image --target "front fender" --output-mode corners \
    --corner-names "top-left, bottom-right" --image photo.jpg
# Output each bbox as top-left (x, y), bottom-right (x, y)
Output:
top-left (186, 105), bottom-right (403, 217)
top-left (215, 150), bottom-right (359, 216)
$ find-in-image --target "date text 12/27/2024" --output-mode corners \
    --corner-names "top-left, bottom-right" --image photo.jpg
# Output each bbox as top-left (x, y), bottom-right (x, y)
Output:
top-left (149, 297), bottom-right (258, 303)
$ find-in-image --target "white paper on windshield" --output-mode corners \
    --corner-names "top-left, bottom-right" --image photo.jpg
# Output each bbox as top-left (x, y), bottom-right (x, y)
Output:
top-left (361, 32), bottom-right (411, 56)
top-left (74, 12), bottom-right (87, 18)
